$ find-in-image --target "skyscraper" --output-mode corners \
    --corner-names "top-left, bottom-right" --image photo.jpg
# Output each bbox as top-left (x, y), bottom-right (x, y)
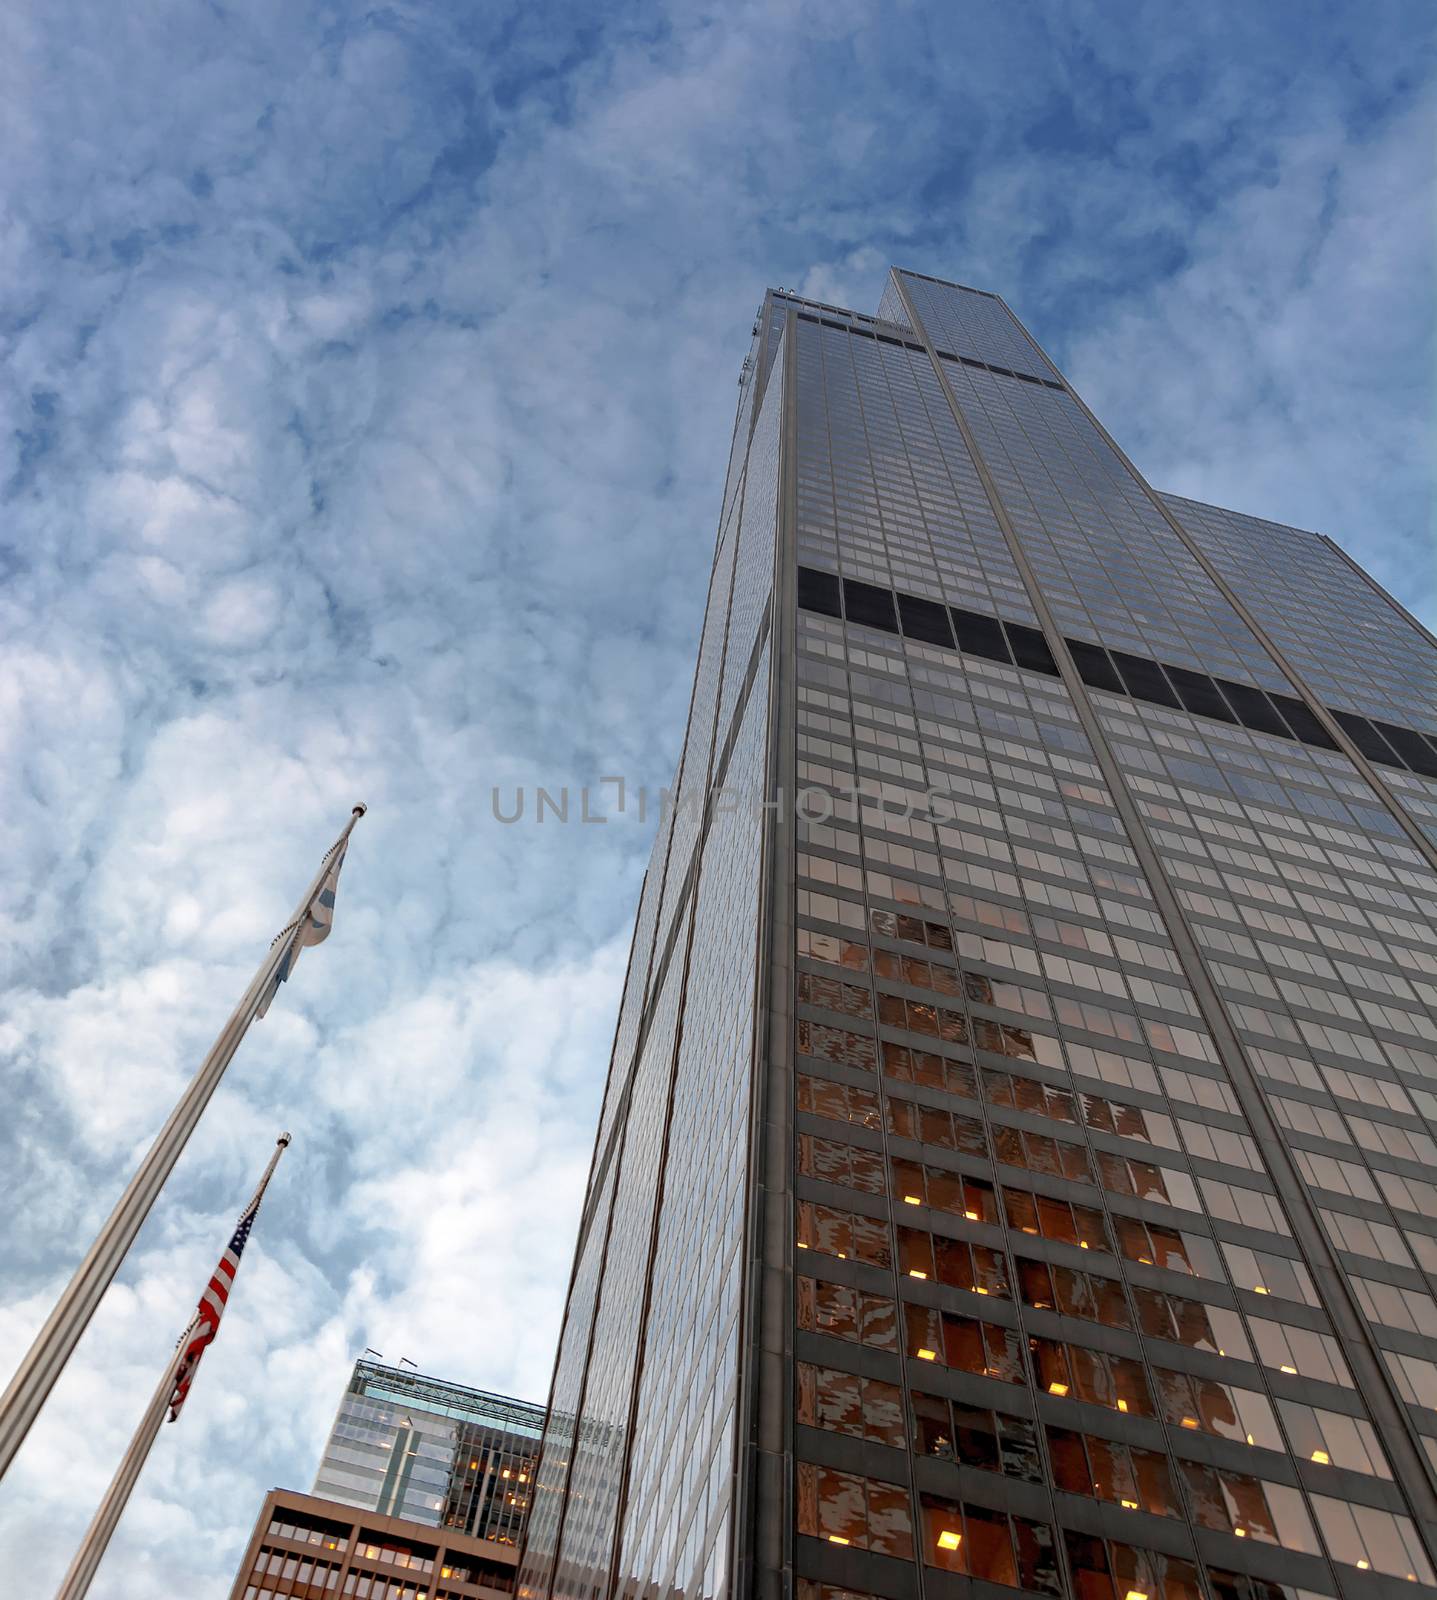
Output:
top-left (314, 1358), bottom-right (543, 1545)
top-left (517, 269), bottom-right (1437, 1600)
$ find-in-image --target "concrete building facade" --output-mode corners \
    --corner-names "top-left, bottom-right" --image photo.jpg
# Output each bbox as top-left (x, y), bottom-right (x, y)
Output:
top-left (228, 1486), bottom-right (521, 1600)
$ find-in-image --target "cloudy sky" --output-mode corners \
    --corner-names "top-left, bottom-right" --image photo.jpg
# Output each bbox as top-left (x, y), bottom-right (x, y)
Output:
top-left (1, 1), bottom-right (1433, 1593)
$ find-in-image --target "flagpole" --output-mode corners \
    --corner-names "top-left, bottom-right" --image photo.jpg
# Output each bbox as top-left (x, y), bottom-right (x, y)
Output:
top-left (52, 1319), bottom-right (198, 1600)
top-left (0, 806), bottom-right (365, 1484)
top-left (53, 1136), bottom-right (293, 1600)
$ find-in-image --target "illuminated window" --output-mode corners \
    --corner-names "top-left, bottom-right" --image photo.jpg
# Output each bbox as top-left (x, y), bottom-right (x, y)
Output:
top-left (1276, 1398), bottom-right (1391, 1478)
top-left (1178, 1460), bottom-right (1319, 1552)
top-left (921, 1494), bottom-right (1059, 1593)
top-left (796, 1462), bottom-right (913, 1558)
top-left (1064, 1530), bottom-right (1201, 1600)
top-left (1047, 1426), bottom-right (1177, 1518)
top-left (1308, 1494), bottom-right (1435, 1583)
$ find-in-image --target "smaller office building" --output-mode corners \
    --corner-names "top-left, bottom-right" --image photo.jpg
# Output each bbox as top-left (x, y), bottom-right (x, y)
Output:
top-left (313, 1359), bottom-right (545, 1546)
top-left (228, 1486), bottom-right (521, 1600)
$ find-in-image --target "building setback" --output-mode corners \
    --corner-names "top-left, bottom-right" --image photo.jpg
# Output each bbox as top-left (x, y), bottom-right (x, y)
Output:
top-left (516, 269), bottom-right (1437, 1600)
top-left (313, 1359), bottom-right (544, 1547)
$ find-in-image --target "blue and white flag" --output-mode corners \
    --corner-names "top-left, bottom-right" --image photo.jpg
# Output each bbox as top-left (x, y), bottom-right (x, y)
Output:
top-left (256, 840), bottom-right (350, 1019)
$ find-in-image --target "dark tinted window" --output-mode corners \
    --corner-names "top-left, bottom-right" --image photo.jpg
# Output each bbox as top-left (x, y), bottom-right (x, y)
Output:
top-left (1110, 651), bottom-right (1181, 709)
top-left (797, 566), bottom-right (842, 619)
top-left (1004, 622), bottom-right (1060, 676)
top-left (844, 578), bottom-right (899, 633)
top-left (951, 608), bottom-right (1013, 664)
top-left (1375, 723), bottom-right (1437, 777)
top-left (1333, 710), bottom-right (1402, 766)
top-left (898, 593), bottom-right (955, 648)
top-left (1217, 680), bottom-right (1293, 739)
top-left (1163, 664), bottom-right (1237, 724)
top-left (1067, 640), bottom-right (1126, 694)
top-left (1270, 694), bottom-right (1339, 749)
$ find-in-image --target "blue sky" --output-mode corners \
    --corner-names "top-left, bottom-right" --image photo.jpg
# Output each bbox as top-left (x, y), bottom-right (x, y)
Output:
top-left (1, 1), bottom-right (1433, 1593)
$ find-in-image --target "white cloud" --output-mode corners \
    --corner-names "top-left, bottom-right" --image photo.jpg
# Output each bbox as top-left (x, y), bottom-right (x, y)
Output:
top-left (1066, 84), bottom-right (1437, 621)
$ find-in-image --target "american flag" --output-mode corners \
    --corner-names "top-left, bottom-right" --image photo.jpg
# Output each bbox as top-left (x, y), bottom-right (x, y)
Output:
top-left (167, 1153), bottom-right (280, 1424)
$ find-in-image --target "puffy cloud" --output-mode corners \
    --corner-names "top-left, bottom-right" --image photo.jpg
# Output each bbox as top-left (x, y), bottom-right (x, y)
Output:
top-left (1, 1), bottom-right (1431, 1595)
top-left (1066, 84), bottom-right (1437, 615)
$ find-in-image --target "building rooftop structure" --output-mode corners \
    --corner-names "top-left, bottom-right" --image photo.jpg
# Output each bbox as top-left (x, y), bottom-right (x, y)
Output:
top-left (314, 1358), bottom-right (545, 1546)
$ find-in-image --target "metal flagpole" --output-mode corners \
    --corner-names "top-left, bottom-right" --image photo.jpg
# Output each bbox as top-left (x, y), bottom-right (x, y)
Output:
top-left (53, 1136), bottom-right (293, 1600)
top-left (52, 1318), bottom-right (198, 1600)
top-left (0, 805), bottom-right (365, 1483)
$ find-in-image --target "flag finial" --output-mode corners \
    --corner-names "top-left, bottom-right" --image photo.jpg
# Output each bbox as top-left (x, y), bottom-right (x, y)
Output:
top-left (352, 802), bottom-right (367, 816)
top-left (277, 1132), bottom-right (292, 1148)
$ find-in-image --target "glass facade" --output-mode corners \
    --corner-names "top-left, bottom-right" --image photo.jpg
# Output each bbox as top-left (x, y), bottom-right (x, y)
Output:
top-left (519, 268), bottom-right (1437, 1600)
top-left (313, 1360), bottom-right (544, 1547)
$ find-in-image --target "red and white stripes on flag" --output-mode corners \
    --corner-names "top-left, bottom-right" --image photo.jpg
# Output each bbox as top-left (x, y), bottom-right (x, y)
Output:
top-left (167, 1206), bottom-right (258, 1423)
top-left (167, 1134), bottom-right (289, 1423)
